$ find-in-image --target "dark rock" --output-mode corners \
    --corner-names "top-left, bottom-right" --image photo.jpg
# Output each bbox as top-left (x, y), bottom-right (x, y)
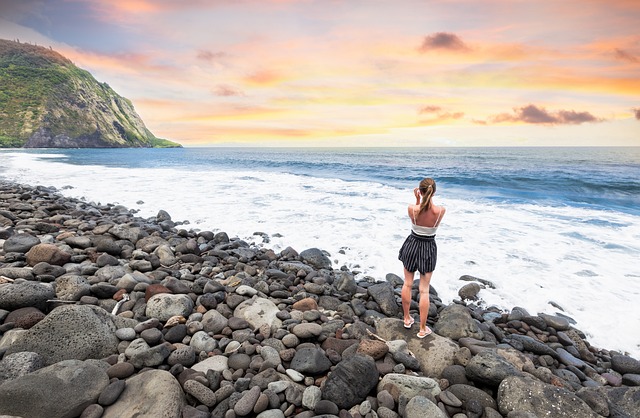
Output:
top-left (291, 347), bottom-right (332, 375)
top-left (611, 354), bottom-right (640, 375)
top-left (0, 281), bottom-right (56, 311)
top-left (321, 354), bottom-right (379, 409)
top-left (367, 282), bottom-right (400, 316)
top-left (299, 248), bottom-right (332, 270)
top-left (3, 233), bottom-right (40, 253)
top-left (98, 379), bottom-right (126, 406)
top-left (458, 283), bottom-right (481, 301)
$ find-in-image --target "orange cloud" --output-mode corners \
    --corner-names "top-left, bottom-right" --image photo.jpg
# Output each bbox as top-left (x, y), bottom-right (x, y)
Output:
top-left (243, 70), bottom-right (288, 86)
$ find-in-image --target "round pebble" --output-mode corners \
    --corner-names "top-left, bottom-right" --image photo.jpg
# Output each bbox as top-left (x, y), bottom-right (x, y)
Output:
top-left (106, 362), bottom-right (135, 379)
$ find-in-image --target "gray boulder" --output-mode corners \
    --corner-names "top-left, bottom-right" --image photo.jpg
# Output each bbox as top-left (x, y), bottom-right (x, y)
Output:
top-left (0, 281), bottom-right (55, 311)
top-left (5, 304), bottom-right (120, 365)
top-left (434, 304), bottom-right (484, 340)
top-left (145, 293), bottom-right (195, 322)
top-left (321, 354), bottom-right (379, 409)
top-left (367, 282), bottom-right (400, 316)
top-left (3, 233), bottom-right (40, 253)
top-left (299, 248), bottom-right (332, 270)
top-left (375, 317), bottom-right (458, 378)
top-left (466, 350), bottom-right (522, 386)
top-left (102, 369), bottom-right (185, 418)
top-left (497, 375), bottom-right (600, 417)
top-left (0, 359), bottom-right (109, 418)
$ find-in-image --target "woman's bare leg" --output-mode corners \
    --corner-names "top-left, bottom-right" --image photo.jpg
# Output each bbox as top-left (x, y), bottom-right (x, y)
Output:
top-left (402, 268), bottom-right (415, 325)
top-left (418, 272), bottom-right (433, 334)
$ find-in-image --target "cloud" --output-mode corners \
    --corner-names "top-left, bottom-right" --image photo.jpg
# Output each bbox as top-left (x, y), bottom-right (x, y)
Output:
top-left (197, 50), bottom-right (228, 62)
top-left (243, 69), bottom-right (286, 86)
top-left (633, 108), bottom-right (640, 120)
top-left (419, 32), bottom-right (469, 52)
top-left (213, 84), bottom-right (244, 96)
top-left (614, 48), bottom-right (639, 63)
top-left (418, 105), bottom-right (464, 124)
top-left (419, 105), bottom-right (442, 114)
top-left (0, 0), bottom-right (45, 20)
top-left (489, 104), bottom-right (602, 125)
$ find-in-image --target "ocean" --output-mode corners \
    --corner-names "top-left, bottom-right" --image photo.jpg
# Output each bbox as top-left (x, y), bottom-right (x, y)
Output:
top-left (1, 146), bottom-right (639, 357)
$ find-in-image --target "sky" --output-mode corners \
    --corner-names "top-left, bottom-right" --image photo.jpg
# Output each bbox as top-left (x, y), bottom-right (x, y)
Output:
top-left (1, 0), bottom-right (639, 147)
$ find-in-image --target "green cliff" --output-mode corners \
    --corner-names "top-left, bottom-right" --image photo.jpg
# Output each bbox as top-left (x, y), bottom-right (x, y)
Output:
top-left (0, 39), bottom-right (181, 148)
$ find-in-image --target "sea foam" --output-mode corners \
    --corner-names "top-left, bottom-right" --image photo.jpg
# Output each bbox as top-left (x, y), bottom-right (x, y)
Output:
top-left (2, 151), bottom-right (639, 358)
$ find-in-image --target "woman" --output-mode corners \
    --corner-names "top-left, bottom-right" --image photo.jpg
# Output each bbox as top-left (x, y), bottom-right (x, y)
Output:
top-left (398, 177), bottom-right (446, 338)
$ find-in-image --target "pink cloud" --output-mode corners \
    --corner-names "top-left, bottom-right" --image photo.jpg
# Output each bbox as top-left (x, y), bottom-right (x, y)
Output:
top-left (489, 104), bottom-right (603, 125)
top-left (419, 32), bottom-right (469, 52)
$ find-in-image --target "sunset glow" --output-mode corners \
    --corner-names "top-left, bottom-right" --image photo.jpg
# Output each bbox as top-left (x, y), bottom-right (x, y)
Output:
top-left (1, 0), bottom-right (639, 146)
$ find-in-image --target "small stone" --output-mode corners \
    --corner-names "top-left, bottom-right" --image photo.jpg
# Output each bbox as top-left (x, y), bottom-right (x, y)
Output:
top-left (291, 323), bottom-right (323, 339)
top-left (314, 399), bottom-right (339, 415)
top-left (234, 386), bottom-right (261, 416)
top-left (292, 297), bottom-right (318, 312)
top-left (439, 390), bottom-right (462, 407)
top-left (357, 339), bottom-right (389, 360)
top-left (107, 362), bottom-right (135, 379)
top-left (184, 379), bottom-right (217, 407)
top-left (98, 379), bottom-right (126, 406)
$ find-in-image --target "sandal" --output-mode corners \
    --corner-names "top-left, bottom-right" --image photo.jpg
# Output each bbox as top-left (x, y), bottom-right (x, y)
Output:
top-left (403, 317), bottom-right (415, 329)
top-left (417, 327), bottom-right (432, 338)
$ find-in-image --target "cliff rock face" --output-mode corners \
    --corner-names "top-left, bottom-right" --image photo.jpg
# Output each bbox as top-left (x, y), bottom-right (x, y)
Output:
top-left (0, 39), bottom-right (180, 148)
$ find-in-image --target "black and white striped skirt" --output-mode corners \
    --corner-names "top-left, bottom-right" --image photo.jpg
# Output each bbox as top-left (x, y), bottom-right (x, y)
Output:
top-left (398, 231), bottom-right (437, 274)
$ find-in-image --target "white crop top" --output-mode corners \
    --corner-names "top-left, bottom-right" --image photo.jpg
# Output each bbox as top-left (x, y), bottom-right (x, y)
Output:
top-left (411, 206), bottom-right (443, 236)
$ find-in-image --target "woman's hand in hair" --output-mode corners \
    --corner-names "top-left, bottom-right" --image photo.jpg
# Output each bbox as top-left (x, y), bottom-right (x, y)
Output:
top-left (413, 188), bottom-right (421, 204)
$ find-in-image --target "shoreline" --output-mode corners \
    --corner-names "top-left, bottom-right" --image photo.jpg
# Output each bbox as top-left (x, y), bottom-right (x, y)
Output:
top-left (1, 179), bottom-right (639, 417)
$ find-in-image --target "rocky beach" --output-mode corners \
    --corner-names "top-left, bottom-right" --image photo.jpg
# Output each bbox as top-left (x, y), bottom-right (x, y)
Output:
top-left (0, 180), bottom-right (639, 418)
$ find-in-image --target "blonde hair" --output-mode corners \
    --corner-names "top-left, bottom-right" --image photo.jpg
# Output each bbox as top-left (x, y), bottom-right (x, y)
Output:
top-left (418, 178), bottom-right (436, 214)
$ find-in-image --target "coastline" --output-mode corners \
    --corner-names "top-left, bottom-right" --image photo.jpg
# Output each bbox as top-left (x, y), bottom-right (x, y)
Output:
top-left (1, 179), bottom-right (639, 417)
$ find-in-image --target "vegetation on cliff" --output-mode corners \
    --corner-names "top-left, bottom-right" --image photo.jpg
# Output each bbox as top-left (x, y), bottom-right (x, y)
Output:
top-left (0, 39), bottom-right (181, 148)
